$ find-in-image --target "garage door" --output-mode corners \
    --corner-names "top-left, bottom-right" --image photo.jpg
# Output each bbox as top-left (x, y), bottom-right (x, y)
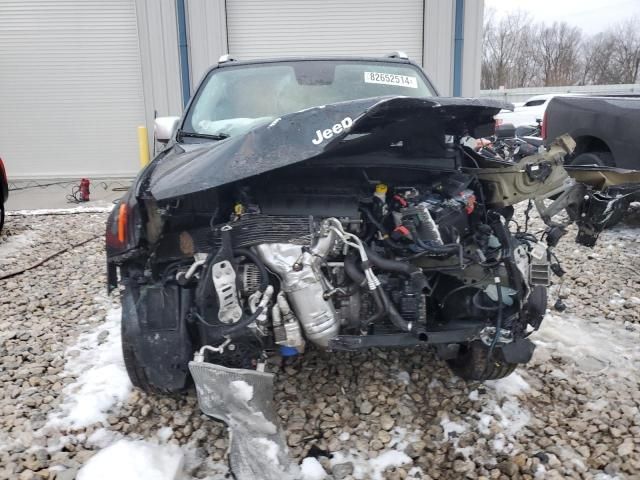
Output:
top-left (0, 0), bottom-right (146, 179)
top-left (227, 0), bottom-right (424, 64)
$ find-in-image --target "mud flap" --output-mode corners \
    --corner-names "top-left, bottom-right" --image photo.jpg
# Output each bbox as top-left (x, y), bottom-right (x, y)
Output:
top-left (188, 361), bottom-right (299, 480)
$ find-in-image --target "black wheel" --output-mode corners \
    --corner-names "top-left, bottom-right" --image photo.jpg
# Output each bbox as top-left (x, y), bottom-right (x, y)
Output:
top-left (447, 341), bottom-right (517, 381)
top-left (121, 285), bottom-right (193, 394)
top-left (121, 320), bottom-right (161, 394)
top-left (569, 151), bottom-right (614, 167)
top-left (0, 202), bottom-right (4, 234)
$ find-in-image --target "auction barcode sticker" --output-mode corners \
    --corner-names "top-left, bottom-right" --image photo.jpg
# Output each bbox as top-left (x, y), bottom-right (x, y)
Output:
top-left (364, 72), bottom-right (418, 88)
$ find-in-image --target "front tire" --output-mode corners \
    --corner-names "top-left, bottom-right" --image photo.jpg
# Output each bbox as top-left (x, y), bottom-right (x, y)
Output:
top-left (447, 341), bottom-right (517, 381)
top-left (0, 201), bottom-right (4, 234)
top-left (121, 284), bottom-right (193, 394)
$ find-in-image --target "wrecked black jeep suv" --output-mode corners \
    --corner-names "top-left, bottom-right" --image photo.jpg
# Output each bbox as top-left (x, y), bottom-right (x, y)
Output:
top-left (106, 55), bottom-right (634, 476)
top-left (106, 55), bottom-right (570, 392)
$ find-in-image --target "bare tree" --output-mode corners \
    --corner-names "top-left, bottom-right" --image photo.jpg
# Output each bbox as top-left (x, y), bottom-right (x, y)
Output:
top-left (580, 32), bottom-right (617, 85)
top-left (578, 17), bottom-right (640, 85)
top-left (481, 10), bottom-right (539, 89)
top-left (609, 19), bottom-right (640, 83)
top-left (482, 12), bottom-right (640, 88)
top-left (536, 22), bottom-right (583, 86)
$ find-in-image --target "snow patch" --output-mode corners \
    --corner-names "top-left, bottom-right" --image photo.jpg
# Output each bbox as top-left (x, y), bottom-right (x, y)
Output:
top-left (326, 428), bottom-right (423, 480)
top-left (440, 415), bottom-right (467, 441)
top-left (230, 380), bottom-right (254, 403)
top-left (86, 428), bottom-right (120, 448)
top-left (7, 205), bottom-right (114, 216)
top-left (300, 457), bottom-right (327, 480)
top-left (534, 313), bottom-right (640, 374)
top-left (255, 438), bottom-right (280, 463)
top-left (492, 399), bottom-right (531, 437)
top-left (0, 229), bottom-right (38, 257)
top-left (486, 371), bottom-right (530, 397)
top-left (368, 450), bottom-right (412, 475)
top-left (47, 305), bottom-right (132, 429)
top-left (76, 439), bottom-right (183, 480)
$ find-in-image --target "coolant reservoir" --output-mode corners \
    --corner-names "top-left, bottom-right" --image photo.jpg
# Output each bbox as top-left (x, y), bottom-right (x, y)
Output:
top-left (374, 183), bottom-right (388, 203)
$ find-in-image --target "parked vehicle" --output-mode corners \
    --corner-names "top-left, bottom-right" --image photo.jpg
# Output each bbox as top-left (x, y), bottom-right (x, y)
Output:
top-left (544, 95), bottom-right (640, 169)
top-left (496, 93), bottom-right (581, 127)
top-left (105, 55), bottom-right (634, 478)
top-left (0, 157), bottom-right (8, 233)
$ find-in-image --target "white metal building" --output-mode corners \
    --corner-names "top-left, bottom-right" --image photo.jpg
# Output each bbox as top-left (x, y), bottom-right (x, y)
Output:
top-left (0, 0), bottom-right (484, 179)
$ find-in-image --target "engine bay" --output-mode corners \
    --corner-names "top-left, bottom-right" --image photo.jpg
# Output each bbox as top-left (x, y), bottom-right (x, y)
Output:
top-left (143, 164), bottom-right (552, 374)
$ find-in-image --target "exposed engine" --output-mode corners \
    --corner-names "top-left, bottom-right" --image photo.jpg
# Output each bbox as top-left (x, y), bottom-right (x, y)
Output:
top-left (174, 169), bottom-right (550, 366)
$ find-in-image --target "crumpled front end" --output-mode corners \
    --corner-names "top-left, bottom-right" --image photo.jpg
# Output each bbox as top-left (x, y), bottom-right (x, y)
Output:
top-left (105, 93), bottom-right (640, 479)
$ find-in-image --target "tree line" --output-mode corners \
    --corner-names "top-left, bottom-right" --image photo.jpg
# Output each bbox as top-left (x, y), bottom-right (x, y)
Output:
top-left (482, 10), bottom-right (640, 89)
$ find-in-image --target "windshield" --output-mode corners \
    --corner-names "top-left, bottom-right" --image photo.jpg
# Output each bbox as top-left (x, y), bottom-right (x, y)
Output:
top-left (182, 60), bottom-right (435, 138)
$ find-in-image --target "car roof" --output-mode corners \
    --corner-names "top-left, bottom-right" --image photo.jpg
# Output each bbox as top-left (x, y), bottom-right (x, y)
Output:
top-left (215, 55), bottom-right (417, 68)
top-left (525, 93), bottom-right (584, 102)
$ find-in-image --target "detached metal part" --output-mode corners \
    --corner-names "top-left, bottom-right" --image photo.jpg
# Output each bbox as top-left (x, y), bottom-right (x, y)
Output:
top-left (536, 165), bottom-right (640, 246)
top-left (189, 361), bottom-right (298, 480)
top-left (471, 135), bottom-right (575, 208)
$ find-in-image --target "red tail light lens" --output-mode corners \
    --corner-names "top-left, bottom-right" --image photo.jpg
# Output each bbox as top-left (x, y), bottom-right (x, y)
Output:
top-left (541, 110), bottom-right (548, 140)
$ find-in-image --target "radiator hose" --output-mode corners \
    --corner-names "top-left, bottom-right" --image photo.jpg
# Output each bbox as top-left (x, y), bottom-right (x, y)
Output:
top-left (344, 251), bottom-right (427, 338)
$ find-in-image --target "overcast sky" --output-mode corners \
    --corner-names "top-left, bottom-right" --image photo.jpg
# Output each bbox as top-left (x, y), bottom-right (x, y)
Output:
top-left (485, 0), bottom-right (640, 33)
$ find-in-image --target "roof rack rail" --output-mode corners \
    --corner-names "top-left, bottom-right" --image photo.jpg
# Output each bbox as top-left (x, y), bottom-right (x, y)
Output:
top-left (386, 51), bottom-right (409, 60)
top-left (218, 54), bottom-right (237, 64)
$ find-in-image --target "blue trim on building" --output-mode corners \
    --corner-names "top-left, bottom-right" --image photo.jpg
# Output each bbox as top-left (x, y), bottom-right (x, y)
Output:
top-left (176, 0), bottom-right (191, 107)
top-left (453, 0), bottom-right (465, 97)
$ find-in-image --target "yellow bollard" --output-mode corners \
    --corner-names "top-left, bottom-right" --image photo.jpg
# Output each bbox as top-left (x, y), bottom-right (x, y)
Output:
top-left (138, 126), bottom-right (151, 168)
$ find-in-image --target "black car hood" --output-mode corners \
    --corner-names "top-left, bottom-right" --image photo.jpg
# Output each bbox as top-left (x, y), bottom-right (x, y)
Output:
top-left (147, 96), bottom-right (509, 200)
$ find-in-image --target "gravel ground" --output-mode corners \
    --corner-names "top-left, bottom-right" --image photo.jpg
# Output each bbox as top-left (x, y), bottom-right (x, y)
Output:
top-left (0, 205), bottom-right (639, 480)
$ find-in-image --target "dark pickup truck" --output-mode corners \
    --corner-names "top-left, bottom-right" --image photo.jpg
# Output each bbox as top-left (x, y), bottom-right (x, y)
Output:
top-left (544, 95), bottom-right (640, 169)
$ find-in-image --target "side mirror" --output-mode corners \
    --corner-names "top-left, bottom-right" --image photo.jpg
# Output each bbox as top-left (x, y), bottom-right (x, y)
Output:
top-left (154, 116), bottom-right (180, 144)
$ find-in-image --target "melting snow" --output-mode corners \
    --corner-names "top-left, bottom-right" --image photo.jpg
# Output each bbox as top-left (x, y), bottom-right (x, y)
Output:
top-left (47, 305), bottom-right (132, 429)
top-left (255, 438), bottom-right (281, 462)
top-left (76, 439), bottom-right (184, 480)
top-left (326, 428), bottom-right (423, 480)
top-left (0, 229), bottom-right (38, 258)
top-left (486, 371), bottom-right (530, 397)
top-left (534, 313), bottom-right (640, 374)
top-left (7, 206), bottom-right (114, 216)
top-left (368, 450), bottom-right (412, 475)
top-left (230, 380), bottom-right (254, 403)
top-left (86, 428), bottom-right (119, 449)
top-left (300, 457), bottom-right (327, 480)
